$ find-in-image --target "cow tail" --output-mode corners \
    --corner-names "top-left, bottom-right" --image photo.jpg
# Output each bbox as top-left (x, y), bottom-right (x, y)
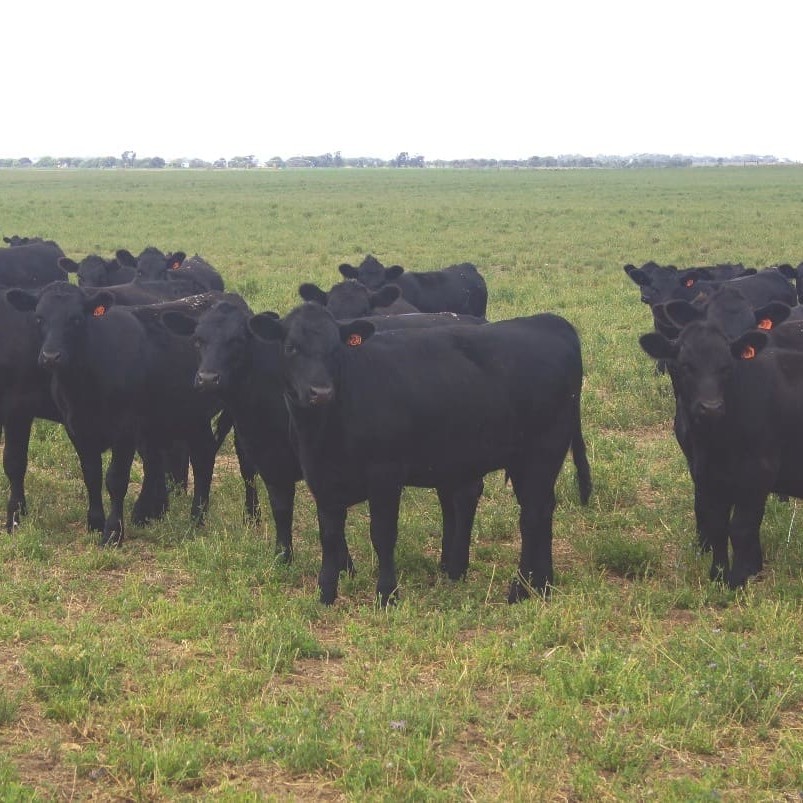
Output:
top-left (572, 416), bottom-right (592, 505)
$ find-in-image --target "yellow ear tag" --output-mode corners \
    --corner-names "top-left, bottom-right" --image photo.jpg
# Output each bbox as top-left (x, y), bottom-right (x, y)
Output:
top-left (347, 333), bottom-right (362, 347)
top-left (93, 305), bottom-right (106, 317)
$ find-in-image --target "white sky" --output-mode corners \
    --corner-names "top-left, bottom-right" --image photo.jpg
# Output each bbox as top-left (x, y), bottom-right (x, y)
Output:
top-left (4, 1), bottom-right (801, 162)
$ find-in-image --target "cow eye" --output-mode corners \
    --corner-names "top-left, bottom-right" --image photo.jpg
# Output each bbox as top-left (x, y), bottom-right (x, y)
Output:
top-left (71, 317), bottom-right (83, 328)
top-left (193, 336), bottom-right (203, 350)
top-left (34, 315), bottom-right (44, 328)
top-left (284, 342), bottom-right (297, 356)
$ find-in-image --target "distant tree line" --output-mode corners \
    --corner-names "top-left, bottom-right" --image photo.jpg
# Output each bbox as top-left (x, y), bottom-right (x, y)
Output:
top-left (0, 151), bottom-right (793, 170)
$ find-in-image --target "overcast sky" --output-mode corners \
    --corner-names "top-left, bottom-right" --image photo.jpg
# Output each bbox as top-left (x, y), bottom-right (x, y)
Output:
top-left (4, 1), bottom-right (800, 162)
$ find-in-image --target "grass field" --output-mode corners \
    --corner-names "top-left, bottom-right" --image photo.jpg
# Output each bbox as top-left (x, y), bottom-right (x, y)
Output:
top-left (1, 166), bottom-right (802, 800)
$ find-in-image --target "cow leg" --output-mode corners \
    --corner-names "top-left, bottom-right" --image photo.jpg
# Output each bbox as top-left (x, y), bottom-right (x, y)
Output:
top-left (368, 485), bottom-right (402, 606)
top-left (132, 444), bottom-right (168, 525)
top-left (73, 442), bottom-right (106, 533)
top-left (266, 480), bottom-right (295, 563)
top-left (234, 431), bottom-right (260, 523)
top-left (438, 479), bottom-right (483, 581)
top-left (507, 459), bottom-right (562, 603)
top-left (727, 497), bottom-right (766, 588)
top-left (101, 439), bottom-right (136, 546)
top-left (188, 427), bottom-right (217, 525)
top-left (3, 414), bottom-right (33, 531)
top-left (436, 487), bottom-right (456, 573)
top-left (694, 488), bottom-right (731, 582)
top-left (164, 440), bottom-right (189, 492)
top-left (317, 504), bottom-right (350, 605)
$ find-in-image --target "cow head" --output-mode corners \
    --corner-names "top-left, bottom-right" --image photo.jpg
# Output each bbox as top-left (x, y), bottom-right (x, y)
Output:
top-left (338, 255), bottom-right (404, 290)
top-left (299, 279), bottom-right (401, 319)
top-left (60, 254), bottom-right (133, 288)
top-left (162, 299), bottom-right (256, 393)
top-left (640, 319), bottom-right (770, 426)
top-left (6, 283), bottom-right (114, 372)
top-left (119, 246), bottom-right (186, 281)
top-left (248, 302), bottom-right (375, 408)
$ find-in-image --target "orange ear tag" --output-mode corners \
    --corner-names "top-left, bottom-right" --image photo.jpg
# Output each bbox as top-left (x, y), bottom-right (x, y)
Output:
top-left (93, 305), bottom-right (106, 317)
top-left (741, 345), bottom-right (756, 360)
top-left (347, 334), bottom-right (362, 347)
top-left (757, 319), bottom-right (773, 330)
top-left (170, 261), bottom-right (181, 270)
top-left (683, 278), bottom-right (695, 288)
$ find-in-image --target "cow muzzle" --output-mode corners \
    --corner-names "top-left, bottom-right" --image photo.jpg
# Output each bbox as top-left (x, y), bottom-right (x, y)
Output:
top-left (307, 385), bottom-right (334, 406)
top-left (195, 371), bottom-right (222, 391)
top-left (39, 350), bottom-right (62, 369)
top-left (693, 399), bottom-right (725, 421)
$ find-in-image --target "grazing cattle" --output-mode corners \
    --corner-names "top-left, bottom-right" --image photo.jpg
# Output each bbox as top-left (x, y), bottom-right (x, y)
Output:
top-left (6, 284), bottom-right (226, 545)
top-left (299, 279), bottom-right (419, 319)
top-left (162, 301), bottom-right (487, 569)
top-left (339, 255), bottom-right (488, 317)
top-left (247, 302), bottom-right (591, 606)
top-left (664, 266), bottom-right (797, 309)
top-left (640, 304), bottom-right (803, 588)
top-left (0, 242), bottom-right (68, 288)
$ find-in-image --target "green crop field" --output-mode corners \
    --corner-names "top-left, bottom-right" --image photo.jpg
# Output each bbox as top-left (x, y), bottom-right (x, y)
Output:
top-left (1, 166), bottom-right (802, 800)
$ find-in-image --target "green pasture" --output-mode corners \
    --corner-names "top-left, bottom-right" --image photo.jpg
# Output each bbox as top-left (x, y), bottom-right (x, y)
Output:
top-left (1, 166), bottom-right (802, 800)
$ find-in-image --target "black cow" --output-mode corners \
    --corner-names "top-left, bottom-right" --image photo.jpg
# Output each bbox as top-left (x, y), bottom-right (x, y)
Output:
top-left (640, 307), bottom-right (803, 587)
top-left (299, 279), bottom-right (419, 319)
top-left (664, 266), bottom-right (797, 309)
top-left (0, 242), bottom-right (68, 288)
top-left (6, 284), bottom-right (226, 545)
top-left (339, 255), bottom-right (488, 317)
top-left (116, 246), bottom-right (186, 280)
top-left (0, 278), bottom-right (213, 532)
top-left (248, 302), bottom-right (591, 606)
top-left (0, 293), bottom-right (61, 529)
top-left (624, 261), bottom-right (756, 307)
top-left (60, 254), bottom-right (136, 287)
top-left (117, 248), bottom-right (224, 291)
top-left (162, 301), bottom-right (488, 570)
top-left (4, 235), bottom-right (63, 250)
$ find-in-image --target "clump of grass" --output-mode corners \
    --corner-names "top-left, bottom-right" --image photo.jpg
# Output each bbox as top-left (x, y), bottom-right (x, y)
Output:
top-left (591, 534), bottom-right (659, 579)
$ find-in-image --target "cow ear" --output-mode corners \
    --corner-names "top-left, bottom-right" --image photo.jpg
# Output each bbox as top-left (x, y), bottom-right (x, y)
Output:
top-left (5, 288), bottom-right (38, 312)
top-left (776, 264), bottom-right (796, 280)
top-left (168, 252), bottom-right (186, 270)
top-left (115, 249), bottom-right (137, 268)
top-left (339, 319), bottom-right (375, 347)
top-left (731, 330), bottom-right (768, 361)
top-left (385, 265), bottom-right (404, 281)
top-left (370, 285), bottom-right (401, 309)
top-left (248, 311), bottom-right (285, 342)
top-left (639, 331), bottom-right (677, 361)
top-left (339, 263), bottom-right (358, 279)
top-left (663, 299), bottom-right (703, 328)
top-left (59, 256), bottom-right (80, 273)
top-left (299, 283), bottom-right (328, 305)
top-left (2, 236), bottom-right (10, 244)
top-left (624, 266), bottom-right (649, 287)
top-left (161, 310), bottom-right (198, 337)
top-left (84, 290), bottom-right (114, 317)
top-left (753, 302), bottom-right (791, 331)
top-left (679, 268), bottom-right (709, 288)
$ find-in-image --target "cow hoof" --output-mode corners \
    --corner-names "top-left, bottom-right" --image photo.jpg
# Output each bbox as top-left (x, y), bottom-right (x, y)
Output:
top-left (275, 545), bottom-right (293, 564)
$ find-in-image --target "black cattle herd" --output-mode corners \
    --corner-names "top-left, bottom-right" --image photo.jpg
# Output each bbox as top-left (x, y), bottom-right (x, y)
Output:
top-left (1, 235), bottom-right (802, 604)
